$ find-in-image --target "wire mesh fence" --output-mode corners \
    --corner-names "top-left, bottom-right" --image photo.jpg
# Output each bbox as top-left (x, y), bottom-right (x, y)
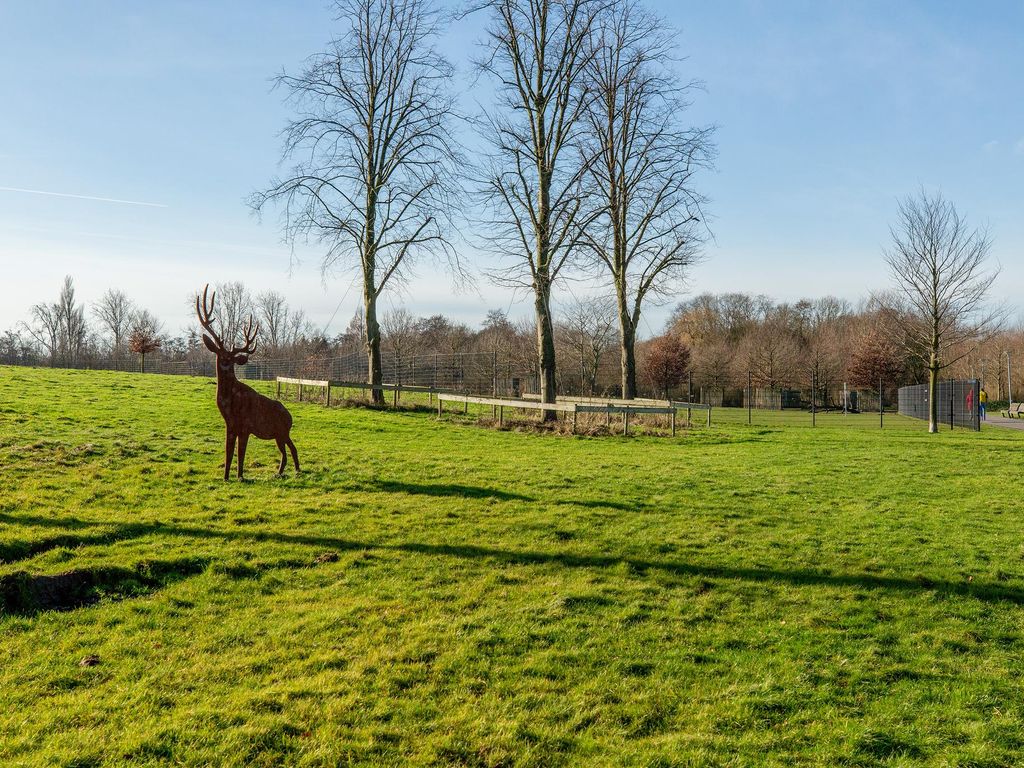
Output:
top-left (898, 380), bottom-right (981, 431)
top-left (2, 352), bottom-right (968, 431)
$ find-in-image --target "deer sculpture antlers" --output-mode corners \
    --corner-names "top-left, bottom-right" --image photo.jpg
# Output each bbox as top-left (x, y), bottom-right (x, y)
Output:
top-left (196, 284), bottom-right (299, 479)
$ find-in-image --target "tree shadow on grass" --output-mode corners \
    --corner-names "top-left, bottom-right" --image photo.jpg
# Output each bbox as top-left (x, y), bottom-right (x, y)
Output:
top-left (4, 512), bottom-right (1023, 605)
top-left (362, 479), bottom-right (534, 502)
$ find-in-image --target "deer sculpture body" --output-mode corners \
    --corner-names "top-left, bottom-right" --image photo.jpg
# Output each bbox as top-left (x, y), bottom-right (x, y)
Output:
top-left (196, 285), bottom-right (299, 479)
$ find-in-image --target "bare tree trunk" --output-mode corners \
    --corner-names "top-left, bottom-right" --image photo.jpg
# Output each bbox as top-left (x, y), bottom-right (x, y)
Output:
top-left (928, 346), bottom-right (939, 434)
top-left (534, 281), bottom-right (558, 420)
top-left (364, 289), bottom-right (384, 406)
top-left (617, 292), bottom-right (637, 399)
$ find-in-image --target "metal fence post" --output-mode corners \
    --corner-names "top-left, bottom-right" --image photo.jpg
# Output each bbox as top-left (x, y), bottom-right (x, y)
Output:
top-left (950, 378), bottom-right (955, 431)
top-left (747, 371), bottom-right (752, 425)
top-left (811, 371), bottom-right (816, 427)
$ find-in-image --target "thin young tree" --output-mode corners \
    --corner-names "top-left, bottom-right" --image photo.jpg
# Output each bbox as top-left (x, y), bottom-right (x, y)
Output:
top-left (883, 190), bottom-right (1003, 432)
top-left (251, 0), bottom-right (461, 405)
top-left (474, 0), bottom-right (601, 416)
top-left (583, 0), bottom-right (714, 398)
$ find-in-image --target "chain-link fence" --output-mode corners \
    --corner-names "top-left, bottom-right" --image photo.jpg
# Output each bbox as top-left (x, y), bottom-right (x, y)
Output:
top-left (2, 351), bottom-right (540, 397)
top-left (7, 352), bottom-right (973, 431)
top-left (898, 380), bottom-right (981, 431)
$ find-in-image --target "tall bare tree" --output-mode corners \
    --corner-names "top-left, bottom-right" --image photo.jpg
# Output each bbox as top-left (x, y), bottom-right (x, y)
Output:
top-left (583, 0), bottom-right (714, 398)
top-left (883, 190), bottom-right (1003, 432)
top-left (474, 0), bottom-right (600, 416)
top-left (252, 0), bottom-right (461, 405)
top-left (92, 288), bottom-right (135, 361)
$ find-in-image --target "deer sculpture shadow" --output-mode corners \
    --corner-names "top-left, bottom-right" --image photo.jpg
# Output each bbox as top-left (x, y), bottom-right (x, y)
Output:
top-left (196, 284), bottom-right (299, 480)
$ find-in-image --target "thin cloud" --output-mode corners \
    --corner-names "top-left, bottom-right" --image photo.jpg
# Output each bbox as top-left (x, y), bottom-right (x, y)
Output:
top-left (0, 186), bottom-right (167, 208)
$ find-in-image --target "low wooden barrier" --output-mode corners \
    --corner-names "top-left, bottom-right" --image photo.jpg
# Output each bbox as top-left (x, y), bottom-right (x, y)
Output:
top-left (522, 393), bottom-right (712, 427)
top-left (276, 377), bottom-right (332, 405)
top-left (438, 394), bottom-right (683, 435)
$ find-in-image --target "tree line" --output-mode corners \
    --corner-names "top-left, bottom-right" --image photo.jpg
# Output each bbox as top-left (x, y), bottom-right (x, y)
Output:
top-left (5, 274), bottom-right (1020, 410)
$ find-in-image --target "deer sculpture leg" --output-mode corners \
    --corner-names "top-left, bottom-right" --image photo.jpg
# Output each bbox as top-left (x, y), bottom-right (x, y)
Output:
top-left (224, 432), bottom-right (236, 481)
top-left (237, 434), bottom-right (249, 479)
top-left (275, 438), bottom-right (288, 475)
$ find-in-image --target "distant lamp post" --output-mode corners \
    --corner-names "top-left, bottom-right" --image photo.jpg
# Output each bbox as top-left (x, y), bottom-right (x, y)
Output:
top-left (1007, 351), bottom-right (1014, 406)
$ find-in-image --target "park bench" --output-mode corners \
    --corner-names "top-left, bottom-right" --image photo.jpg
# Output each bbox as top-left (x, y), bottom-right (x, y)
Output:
top-left (1002, 403), bottom-right (1024, 419)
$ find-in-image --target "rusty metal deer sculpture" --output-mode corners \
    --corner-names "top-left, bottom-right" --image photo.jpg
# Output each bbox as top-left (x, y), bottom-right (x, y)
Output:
top-left (196, 284), bottom-right (299, 479)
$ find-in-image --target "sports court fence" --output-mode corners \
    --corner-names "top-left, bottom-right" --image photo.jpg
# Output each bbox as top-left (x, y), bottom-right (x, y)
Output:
top-left (898, 380), bottom-right (981, 431)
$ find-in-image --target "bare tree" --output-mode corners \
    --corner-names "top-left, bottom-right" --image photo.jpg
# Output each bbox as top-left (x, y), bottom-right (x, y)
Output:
top-left (252, 0), bottom-right (461, 405)
top-left (255, 291), bottom-right (289, 355)
top-left (55, 276), bottom-right (88, 366)
top-left (882, 190), bottom-right (1003, 432)
top-left (24, 302), bottom-right (60, 365)
top-left (474, 0), bottom-right (601, 416)
top-left (92, 289), bottom-right (135, 361)
top-left (210, 282), bottom-right (253, 351)
top-left (583, 0), bottom-right (714, 398)
top-left (381, 307), bottom-right (419, 384)
top-left (556, 296), bottom-right (616, 394)
top-left (24, 276), bottom-right (87, 366)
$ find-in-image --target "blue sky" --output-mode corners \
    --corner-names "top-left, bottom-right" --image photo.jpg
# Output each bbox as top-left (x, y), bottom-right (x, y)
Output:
top-left (0, 0), bottom-right (1020, 337)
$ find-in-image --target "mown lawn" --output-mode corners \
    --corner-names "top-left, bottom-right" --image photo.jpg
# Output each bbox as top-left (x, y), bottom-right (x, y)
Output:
top-left (1, 365), bottom-right (1023, 767)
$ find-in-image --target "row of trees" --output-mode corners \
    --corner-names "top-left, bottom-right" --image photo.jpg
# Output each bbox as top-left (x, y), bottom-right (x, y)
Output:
top-left (250, 0), bottom-right (715, 414)
top-left (4, 275), bottom-right (1020, 408)
top-left (1, 278), bottom-right (322, 372)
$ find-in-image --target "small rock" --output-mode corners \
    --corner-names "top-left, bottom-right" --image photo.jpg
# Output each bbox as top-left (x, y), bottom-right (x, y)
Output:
top-left (79, 654), bottom-right (100, 667)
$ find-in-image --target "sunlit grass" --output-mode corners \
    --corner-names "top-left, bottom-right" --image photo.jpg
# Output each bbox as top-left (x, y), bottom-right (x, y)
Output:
top-left (2, 365), bottom-right (1023, 766)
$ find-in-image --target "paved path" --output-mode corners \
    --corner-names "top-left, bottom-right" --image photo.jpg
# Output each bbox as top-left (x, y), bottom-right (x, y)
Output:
top-left (985, 416), bottom-right (1024, 431)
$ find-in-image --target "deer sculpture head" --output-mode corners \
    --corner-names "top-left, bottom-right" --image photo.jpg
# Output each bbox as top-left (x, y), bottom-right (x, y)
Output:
top-left (196, 284), bottom-right (299, 480)
top-left (195, 284), bottom-right (259, 378)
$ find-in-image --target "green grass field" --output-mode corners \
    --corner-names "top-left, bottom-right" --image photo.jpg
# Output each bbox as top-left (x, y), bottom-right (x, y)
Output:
top-left (2, 365), bottom-right (1023, 767)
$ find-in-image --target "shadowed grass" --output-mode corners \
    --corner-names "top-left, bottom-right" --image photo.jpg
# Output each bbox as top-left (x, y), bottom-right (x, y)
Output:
top-left (2, 364), bottom-right (1024, 766)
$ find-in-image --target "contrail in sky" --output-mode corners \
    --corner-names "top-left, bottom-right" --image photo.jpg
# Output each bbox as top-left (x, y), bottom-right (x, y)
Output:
top-left (0, 186), bottom-right (168, 208)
